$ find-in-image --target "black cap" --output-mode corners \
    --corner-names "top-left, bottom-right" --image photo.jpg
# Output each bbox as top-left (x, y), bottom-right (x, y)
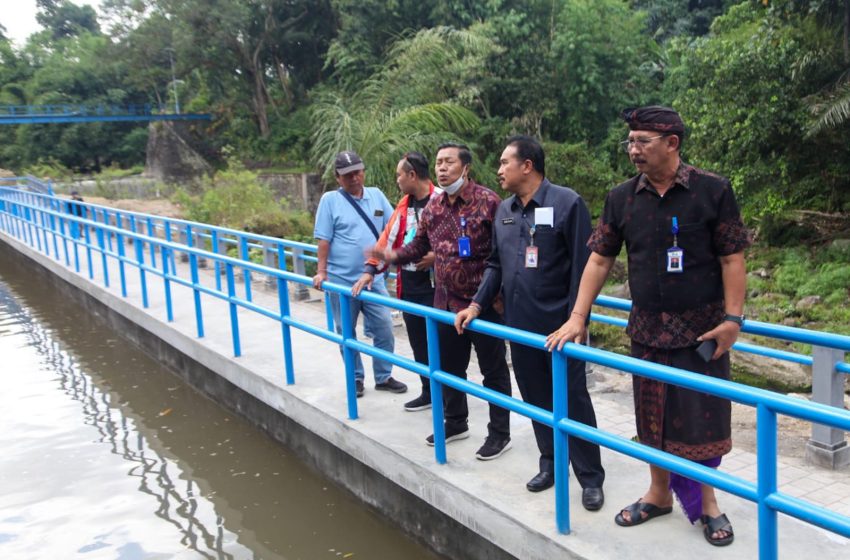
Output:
top-left (334, 151), bottom-right (365, 175)
top-left (622, 106), bottom-right (685, 134)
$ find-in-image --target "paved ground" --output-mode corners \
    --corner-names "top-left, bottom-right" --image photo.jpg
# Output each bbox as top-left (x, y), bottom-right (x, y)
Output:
top-left (3, 226), bottom-right (849, 559)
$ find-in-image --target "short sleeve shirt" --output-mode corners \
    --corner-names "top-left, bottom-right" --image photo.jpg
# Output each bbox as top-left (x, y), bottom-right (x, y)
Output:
top-left (314, 187), bottom-right (394, 285)
top-left (588, 163), bottom-right (751, 348)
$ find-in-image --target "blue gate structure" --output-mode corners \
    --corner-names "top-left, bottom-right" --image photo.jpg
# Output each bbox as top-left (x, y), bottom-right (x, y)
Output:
top-left (0, 104), bottom-right (212, 125)
top-left (0, 186), bottom-right (848, 559)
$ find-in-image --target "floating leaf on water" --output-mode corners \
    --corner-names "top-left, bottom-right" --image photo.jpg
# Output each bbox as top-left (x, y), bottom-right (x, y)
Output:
top-left (158, 408), bottom-right (173, 417)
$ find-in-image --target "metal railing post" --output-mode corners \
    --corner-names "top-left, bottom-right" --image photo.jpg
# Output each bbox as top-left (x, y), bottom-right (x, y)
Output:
top-left (806, 346), bottom-right (850, 468)
top-left (189, 252), bottom-right (204, 338)
top-left (426, 316), bottom-right (447, 464)
top-left (162, 247), bottom-right (174, 322)
top-left (96, 226), bottom-right (109, 288)
top-left (211, 230), bottom-right (223, 292)
top-left (278, 277), bottom-right (295, 385)
top-left (239, 235), bottom-right (252, 301)
top-left (756, 403), bottom-right (778, 560)
top-left (116, 225), bottom-right (127, 297)
top-left (553, 350), bottom-right (571, 534)
top-left (225, 263), bottom-right (241, 357)
top-left (135, 238), bottom-right (149, 308)
top-left (83, 222), bottom-right (94, 280)
top-left (339, 293), bottom-right (359, 420)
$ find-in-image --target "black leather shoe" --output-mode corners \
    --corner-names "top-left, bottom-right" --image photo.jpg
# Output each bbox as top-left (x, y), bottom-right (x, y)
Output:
top-left (582, 487), bottom-right (604, 511)
top-left (526, 471), bottom-right (555, 493)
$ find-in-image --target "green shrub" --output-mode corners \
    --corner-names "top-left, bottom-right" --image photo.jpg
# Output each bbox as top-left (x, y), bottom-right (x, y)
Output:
top-left (543, 141), bottom-right (617, 218)
top-left (796, 262), bottom-right (850, 300)
top-left (172, 163), bottom-right (313, 240)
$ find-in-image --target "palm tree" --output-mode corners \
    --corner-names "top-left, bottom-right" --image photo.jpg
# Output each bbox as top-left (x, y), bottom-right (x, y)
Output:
top-left (310, 26), bottom-right (497, 196)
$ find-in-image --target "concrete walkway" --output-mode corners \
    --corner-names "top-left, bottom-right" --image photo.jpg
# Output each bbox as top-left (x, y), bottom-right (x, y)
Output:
top-left (2, 228), bottom-right (848, 560)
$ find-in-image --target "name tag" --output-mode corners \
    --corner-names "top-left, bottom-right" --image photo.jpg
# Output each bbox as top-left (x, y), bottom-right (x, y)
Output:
top-left (502, 217), bottom-right (515, 225)
top-left (458, 236), bottom-right (471, 258)
top-left (667, 247), bottom-right (684, 273)
top-left (525, 246), bottom-right (538, 268)
top-left (374, 209), bottom-right (384, 217)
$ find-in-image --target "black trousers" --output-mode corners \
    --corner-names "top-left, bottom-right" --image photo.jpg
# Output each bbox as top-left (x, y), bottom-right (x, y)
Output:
top-left (509, 342), bottom-right (605, 489)
top-left (401, 291), bottom-right (434, 397)
top-left (437, 307), bottom-right (512, 438)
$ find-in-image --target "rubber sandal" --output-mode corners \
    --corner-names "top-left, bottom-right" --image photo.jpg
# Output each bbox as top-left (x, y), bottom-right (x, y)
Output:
top-left (701, 513), bottom-right (734, 546)
top-left (614, 500), bottom-right (674, 527)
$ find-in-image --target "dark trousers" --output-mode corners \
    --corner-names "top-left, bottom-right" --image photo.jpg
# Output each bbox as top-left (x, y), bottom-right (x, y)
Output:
top-left (437, 307), bottom-right (512, 438)
top-left (401, 291), bottom-right (434, 398)
top-left (509, 342), bottom-right (605, 489)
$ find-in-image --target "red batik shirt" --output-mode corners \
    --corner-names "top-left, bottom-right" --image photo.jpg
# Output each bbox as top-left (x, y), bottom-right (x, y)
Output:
top-left (394, 179), bottom-right (500, 312)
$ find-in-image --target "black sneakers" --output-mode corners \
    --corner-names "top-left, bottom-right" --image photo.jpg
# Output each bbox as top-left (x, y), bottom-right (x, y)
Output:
top-left (426, 425), bottom-right (470, 446)
top-left (475, 435), bottom-right (512, 461)
top-left (403, 394), bottom-right (432, 411)
top-left (355, 379), bottom-right (364, 398)
top-left (375, 377), bottom-right (408, 393)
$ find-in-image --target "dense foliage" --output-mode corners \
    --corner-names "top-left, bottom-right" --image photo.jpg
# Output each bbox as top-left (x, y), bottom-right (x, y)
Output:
top-left (1, 0), bottom-right (849, 216)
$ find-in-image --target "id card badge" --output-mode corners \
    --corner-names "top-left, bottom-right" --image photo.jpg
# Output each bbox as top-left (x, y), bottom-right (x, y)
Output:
top-left (458, 236), bottom-right (471, 258)
top-left (667, 246), bottom-right (684, 273)
top-left (525, 246), bottom-right (539, 268)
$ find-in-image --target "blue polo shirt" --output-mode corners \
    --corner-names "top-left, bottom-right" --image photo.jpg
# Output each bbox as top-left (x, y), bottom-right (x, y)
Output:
top-left (314, 187), bottom-right (394, 285)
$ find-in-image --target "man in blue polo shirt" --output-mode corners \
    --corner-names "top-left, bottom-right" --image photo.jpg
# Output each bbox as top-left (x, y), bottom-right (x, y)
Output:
top-left (313, 150), bottom-right (408, 398)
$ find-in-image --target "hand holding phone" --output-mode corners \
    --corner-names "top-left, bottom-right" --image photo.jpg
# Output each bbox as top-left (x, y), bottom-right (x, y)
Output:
top-left (696, 339), bottom-right (718, 362)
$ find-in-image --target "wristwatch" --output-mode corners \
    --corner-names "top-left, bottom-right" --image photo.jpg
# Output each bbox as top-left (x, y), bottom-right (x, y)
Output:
top-left (723, 313), bottom-right (745, 326)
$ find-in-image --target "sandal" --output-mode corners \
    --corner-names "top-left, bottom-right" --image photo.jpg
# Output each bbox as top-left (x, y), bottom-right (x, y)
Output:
top-left (701, 513), bottom-right (734, 546)
top-left (614, 500), bottom-right (674, 527)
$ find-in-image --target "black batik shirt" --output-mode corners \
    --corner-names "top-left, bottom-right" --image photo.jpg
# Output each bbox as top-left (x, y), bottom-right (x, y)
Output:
top-left (588, 163), bottom-right (751, 349)
top-left (474, 179), bottom-right (592, 335)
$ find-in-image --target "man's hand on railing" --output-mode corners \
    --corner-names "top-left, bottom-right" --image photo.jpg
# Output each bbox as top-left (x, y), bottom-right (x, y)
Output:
top-left (351, 272), bottom-right (374, 296)
top-left (545, 313), bottom-right (588, 352)
top-left (312, 270), bottom-right (327, 291)
top-left (697, 321), bottom-right (741, 360)
top-left (454, 303), bottom-right (481, 334)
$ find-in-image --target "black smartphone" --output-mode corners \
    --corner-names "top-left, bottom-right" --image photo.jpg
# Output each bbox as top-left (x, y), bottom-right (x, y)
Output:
top-left (696, 339), bottom-right (718, 362)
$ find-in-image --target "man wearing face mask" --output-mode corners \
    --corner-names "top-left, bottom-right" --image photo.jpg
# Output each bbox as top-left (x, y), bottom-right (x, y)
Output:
top-left (374, 143), bottom-right (513, 460)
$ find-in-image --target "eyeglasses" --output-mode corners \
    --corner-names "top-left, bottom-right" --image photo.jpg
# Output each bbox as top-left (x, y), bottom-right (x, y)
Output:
top-left (620, 135), bottom-right (667, 152)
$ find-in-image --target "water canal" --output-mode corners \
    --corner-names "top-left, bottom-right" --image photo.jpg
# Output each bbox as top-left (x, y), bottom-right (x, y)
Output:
top-left (0, 258), bottom-right (440, 560)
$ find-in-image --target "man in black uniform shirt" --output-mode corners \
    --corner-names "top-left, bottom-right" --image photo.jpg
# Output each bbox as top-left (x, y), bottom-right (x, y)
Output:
top-left (455, 136), bottom-right (605, 510)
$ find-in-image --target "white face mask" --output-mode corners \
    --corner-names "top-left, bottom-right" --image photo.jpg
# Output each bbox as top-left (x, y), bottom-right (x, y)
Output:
top-left (439, 167), bottom-right (467, 195)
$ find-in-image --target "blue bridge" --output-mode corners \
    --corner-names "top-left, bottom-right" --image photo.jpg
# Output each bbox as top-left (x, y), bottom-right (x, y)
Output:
top-left (0, 104), bottom-right (212, 125)
top-left (0, 181), bottom-right (848, 560)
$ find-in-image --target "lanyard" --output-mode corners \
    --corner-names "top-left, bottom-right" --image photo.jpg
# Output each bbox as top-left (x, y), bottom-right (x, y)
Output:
top-left (460, 216), bottom-right (468, 236)
top-left (671, 216), bottom-right (679, 246)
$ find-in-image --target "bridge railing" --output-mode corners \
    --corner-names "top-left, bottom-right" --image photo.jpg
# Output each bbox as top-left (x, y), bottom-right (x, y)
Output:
top-left (0, 176), bottom-right (54, 195)
top-left (1, 188), bottom-right (849, 559)
top-left (0, 103), bottom-right (175, 117)
top-left (1, 189), bottom-right (320, 302)
top-left (8, 188), bottom-right (847, 463)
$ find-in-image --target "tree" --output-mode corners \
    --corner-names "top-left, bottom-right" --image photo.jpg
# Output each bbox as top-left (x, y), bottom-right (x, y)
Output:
top-left (310, 27), bottom-right (492, 193)
top-left (664, 1), bottom-right (850, 215)
top-left (36, 0), bottom-right (101, 39)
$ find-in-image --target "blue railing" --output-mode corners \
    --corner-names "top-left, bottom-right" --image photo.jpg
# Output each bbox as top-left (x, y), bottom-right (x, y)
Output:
top-left (1, 187), bottom-right (849, 559)
top-left (0, 103), bottom-right (212, 124)
top-left (0, 176), bottom-right (54, 195)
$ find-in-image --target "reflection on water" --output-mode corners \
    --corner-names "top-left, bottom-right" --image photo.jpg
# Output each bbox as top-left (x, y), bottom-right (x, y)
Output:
top-left (0, 262), bottom-right (439, 560)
